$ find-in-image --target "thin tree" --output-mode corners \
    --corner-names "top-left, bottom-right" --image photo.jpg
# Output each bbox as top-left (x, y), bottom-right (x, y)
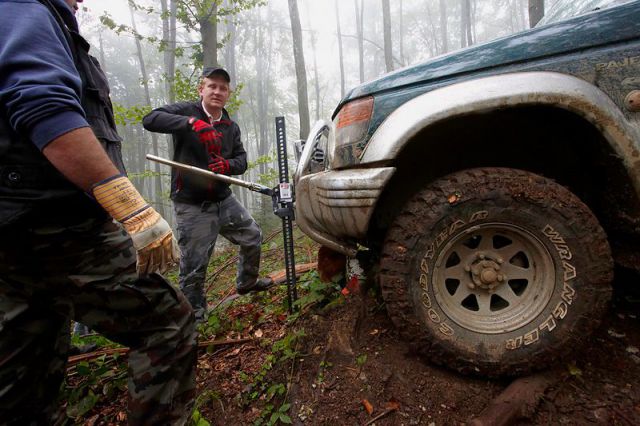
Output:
top-left (287, 0), bottom-right (310, 139)
top-left (460, 0), bottom-right (473, 48)
top-left (439, 0), bottom-right (448, 53)
top-left (223, 0), bottom-right (239, 121)
top-left (304, 2), bottom-right (321, 121)
top-left (528, 0), bottom-right (544, 27)
top-left (128, 1), bottom-right (164, 215)
top-left (335, 0), bottom-right (345, 98)
top-left (382, 0), bottom-right (393, 73)
top-left (399, 0), bottom-right (405, 66)
top-left (354, 0), bottom-right (364, 83)
top-left (160, 0), bottom-right (177, 103)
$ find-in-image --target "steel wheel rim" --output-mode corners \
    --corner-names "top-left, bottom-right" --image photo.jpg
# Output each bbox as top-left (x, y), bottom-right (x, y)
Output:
top-left (430, 222), bottom-right (555, 334)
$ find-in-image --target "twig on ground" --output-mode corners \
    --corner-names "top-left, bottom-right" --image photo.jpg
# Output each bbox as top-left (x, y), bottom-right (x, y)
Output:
top-left (612, 406), bottom-right (636, 426)
top-left (363, 406), bottom-right (398, 425)
top-left (67, 337), bottom-right (253, 366)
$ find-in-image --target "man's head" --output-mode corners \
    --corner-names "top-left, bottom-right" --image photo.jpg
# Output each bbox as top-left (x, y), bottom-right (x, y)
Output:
top-left (65, 0), bottom-right (83, 14)
top-left (199, 67), bottom-right (231, 116)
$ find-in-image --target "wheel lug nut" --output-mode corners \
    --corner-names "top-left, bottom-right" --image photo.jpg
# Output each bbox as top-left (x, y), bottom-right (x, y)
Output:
top-left (497, 258), bottom-right (503, 264)
top-left (464, 265), bottom-right (471, 272)
top-left (479, 254), bottom-right (485, 260)
top-left (468, 282), bottom-right (476, 289)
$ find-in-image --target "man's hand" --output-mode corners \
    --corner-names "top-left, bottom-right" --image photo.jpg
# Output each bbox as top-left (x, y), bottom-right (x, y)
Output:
top-left (189, 117), bottom-right (221, 155)
top-left (92, 175), bottom-right (179, 276)
top-left (208, 156), bottom-right (230, 175)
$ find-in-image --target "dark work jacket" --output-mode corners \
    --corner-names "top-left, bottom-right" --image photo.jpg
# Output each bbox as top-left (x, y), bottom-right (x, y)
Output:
top-left (142, 102), bottom-right (247, 204)
top-left (0, 0), bottom-right (125, 225)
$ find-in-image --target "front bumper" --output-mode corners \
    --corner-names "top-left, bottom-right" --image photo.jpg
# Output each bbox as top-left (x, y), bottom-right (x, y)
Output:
top-left (294, 122), bottom-right (394, 256)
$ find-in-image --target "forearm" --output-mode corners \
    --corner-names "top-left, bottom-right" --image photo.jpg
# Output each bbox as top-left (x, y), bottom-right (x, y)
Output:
top-left (42, 127), bottom-right (120, 192)
top-left (142, 109), bottom-right (190, 134)
top-left (227, 153), bottom-right (247, 175)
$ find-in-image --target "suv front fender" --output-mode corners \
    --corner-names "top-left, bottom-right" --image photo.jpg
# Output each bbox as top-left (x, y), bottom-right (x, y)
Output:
top-left (363, 71), bottom-right (640, 193)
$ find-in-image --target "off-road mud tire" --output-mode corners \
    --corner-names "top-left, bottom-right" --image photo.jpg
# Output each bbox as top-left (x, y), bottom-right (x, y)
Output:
top-left (379, 168), bottom-right (613, 377)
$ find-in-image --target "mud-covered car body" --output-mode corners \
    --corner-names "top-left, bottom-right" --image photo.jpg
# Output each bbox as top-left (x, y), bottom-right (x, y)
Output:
top-left (295, 0), bottom-right (640, 262)
top-left (294, 0), bottom-right (640, 376)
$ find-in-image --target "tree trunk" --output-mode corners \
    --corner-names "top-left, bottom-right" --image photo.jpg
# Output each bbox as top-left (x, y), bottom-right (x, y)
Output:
top-left (399, 0), bottom-right (404, 66)
top-left (97, 28), bottom-right (107, 73)
top-left (224, 0), bottom-right (239, 121)
top-left (460, 0), bottom-right (473, 48)
top-left (439, 0), bottom-right (448, 54)
top-left (335, 0), bottom-right (345, 98)
top-left (129, 1), bottom-right (164, 215)
top-left (200, 2), bottom-right (218, 67)
top-left (161, 0), bottom-right (177, 103)
top-left (528, 0), bottom-right (544, 28)
top-left (304, 2), bottom-right (321, 121)
top-left (287, 0), bottom-right (310, 139)
top-left (382, 0), bottom-right (393, 73)
top-left (354, 0), bottom-right (364, 83)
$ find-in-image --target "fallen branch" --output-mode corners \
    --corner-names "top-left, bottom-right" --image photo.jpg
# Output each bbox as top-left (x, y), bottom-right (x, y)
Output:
top-left (469, 371), bottom-right (558, 426)
top-left (268, 262), bottom-right (317, 284)
top-left (67, 337), bottom-right (253, 366)
top-left (364, 406), bottom-right (398, 426)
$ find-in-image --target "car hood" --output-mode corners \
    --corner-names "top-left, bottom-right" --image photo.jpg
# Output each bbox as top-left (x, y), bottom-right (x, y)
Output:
top-left (337, 1), bottom-right (640, 115)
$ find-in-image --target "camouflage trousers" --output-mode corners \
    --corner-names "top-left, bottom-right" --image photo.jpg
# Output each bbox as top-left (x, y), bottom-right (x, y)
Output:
top-left (174, 195), bottom-right (262, 321)
top-left (0, 216), bottom-right (197, 425)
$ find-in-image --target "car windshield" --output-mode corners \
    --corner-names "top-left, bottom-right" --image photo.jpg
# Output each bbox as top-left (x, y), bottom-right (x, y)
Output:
top-left (537, 0), bottom-right (636, 25)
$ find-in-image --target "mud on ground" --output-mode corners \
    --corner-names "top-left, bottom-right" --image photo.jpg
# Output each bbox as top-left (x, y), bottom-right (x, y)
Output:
top-left (71, 266), bottom-right (640, 425)
top-left (189, 273), bottom-right (640, 426)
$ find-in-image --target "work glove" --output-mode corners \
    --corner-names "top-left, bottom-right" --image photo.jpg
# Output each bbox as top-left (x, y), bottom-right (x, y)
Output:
top-left (208, 156), bottom-right (231, 175)
top-left (188, 117), bottom-right (222, 156)
top-left (92, 175), bottom-right (179, 276)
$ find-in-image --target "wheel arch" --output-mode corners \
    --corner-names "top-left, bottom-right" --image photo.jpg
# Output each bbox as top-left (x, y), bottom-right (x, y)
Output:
top-left (366, 73), bottom-right (640, 262)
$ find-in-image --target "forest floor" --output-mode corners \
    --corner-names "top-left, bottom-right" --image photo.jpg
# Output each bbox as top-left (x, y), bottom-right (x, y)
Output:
top-left (64, 229), bottom-right (640, 426)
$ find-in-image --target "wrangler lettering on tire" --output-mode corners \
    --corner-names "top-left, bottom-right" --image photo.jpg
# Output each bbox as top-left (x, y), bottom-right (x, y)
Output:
top-left (380, 168), bottom-right (613, 377)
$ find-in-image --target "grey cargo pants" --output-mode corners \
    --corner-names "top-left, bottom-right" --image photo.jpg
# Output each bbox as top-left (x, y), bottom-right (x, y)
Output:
top-left (175, 195), bottom-right (262, 321)
top-left (0, 217), bottom-right (197, 425)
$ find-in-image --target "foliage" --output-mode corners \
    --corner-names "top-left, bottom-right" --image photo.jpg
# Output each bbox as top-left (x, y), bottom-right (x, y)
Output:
top-left (113, 103), bottom-right (152, 126)
top-left (62, 353), bottom-right (127, 421)
top-left (173, 68), bottom-right (200, 102)
top-left (241, 330), bottom-right (304, 425)
top-left (176, 0), bottom-right (267, 33)
top-left (288, 271), bottom-right (343, 323)
top-left (190, 390), bottom-right (221, 426)
top-left (254, 402), bottom-right (292, 426)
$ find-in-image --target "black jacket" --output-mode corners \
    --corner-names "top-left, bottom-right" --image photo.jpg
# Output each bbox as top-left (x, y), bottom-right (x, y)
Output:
top-left (142, 102), bottom-right (247, 203)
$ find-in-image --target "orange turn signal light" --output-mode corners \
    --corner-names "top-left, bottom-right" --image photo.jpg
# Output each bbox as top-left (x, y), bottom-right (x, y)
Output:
top-left (336, 97), bottom-right (373, 129)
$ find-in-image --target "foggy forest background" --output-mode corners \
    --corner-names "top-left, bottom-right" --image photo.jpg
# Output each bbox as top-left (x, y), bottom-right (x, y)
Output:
top-left (75, 0), bottom-right (555, 232)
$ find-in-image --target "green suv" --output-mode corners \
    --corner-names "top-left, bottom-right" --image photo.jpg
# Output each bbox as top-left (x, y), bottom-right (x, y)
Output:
top-left (294, 0), bottom-right (640, 376)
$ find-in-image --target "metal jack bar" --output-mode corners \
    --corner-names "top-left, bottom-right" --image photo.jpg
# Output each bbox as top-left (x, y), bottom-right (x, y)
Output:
top-left (146, 154), bottom-right (274, 196)
top-left (274, 116), bottom-right (297, 311)
top-left (146, 117), bottom-right (298, 312)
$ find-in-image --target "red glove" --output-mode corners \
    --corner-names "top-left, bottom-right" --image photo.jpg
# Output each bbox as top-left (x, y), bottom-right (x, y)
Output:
top-left (189, 117), bottom-right (222, 155)
top-left (208, 157), bottom-right (230, 175)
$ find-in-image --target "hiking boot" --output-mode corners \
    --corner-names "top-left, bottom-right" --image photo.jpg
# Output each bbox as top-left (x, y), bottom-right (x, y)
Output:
top-left (237, 277), bottom-right (275, 295)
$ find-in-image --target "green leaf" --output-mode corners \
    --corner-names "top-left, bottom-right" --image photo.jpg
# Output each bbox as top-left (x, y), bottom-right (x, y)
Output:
top-left (279, 414), bottom-right (293, 424)
top-left (76, 362), bottom-right (91, 376)
top-left (66, 390), bottom-right (98, 418)
top-left (279, 403), bottom-right (291, 412)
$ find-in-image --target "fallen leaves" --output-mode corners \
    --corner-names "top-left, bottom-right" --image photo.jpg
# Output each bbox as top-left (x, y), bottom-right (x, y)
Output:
top-left (362, 398), bottom-right (401, 425)
top-left (362, 399), bottom-right (374, 415)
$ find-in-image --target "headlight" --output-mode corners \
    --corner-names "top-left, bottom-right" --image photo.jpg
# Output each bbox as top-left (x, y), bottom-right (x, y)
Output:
top-left (334, 96), bottom-right (374, 149)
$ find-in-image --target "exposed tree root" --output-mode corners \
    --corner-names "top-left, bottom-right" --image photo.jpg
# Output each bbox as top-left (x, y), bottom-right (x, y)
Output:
top-left (469, 370), bottom-right (559, 426)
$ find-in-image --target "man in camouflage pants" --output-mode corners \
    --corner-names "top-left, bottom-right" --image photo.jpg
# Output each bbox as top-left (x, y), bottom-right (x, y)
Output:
top-left (0, 0), bottom-right (196, 423)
